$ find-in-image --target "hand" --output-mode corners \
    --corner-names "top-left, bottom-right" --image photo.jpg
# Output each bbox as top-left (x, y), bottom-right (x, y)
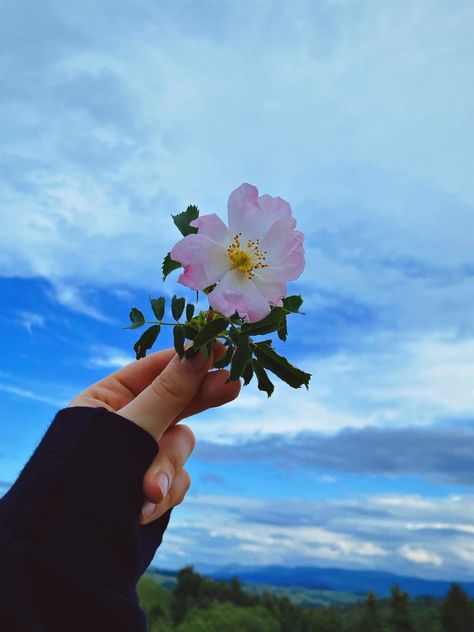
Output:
top-left (68, 342), bottom-right (240, 525)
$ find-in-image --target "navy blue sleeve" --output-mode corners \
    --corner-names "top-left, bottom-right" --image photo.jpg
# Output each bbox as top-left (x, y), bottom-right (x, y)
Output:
top-left (0, 406), bottom-right (172, 632)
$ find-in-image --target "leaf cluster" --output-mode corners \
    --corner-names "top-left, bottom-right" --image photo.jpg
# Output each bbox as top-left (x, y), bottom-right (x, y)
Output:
top-left (125, 295), bottom-right (311, 396)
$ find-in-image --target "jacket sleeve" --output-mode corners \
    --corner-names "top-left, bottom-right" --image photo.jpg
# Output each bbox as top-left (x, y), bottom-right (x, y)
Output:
top-left (0, 406), bottom-right (172, 632)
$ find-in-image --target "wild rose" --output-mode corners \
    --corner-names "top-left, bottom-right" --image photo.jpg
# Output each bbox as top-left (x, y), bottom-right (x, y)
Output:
top-left (170, 183), bottom-right (305, 323)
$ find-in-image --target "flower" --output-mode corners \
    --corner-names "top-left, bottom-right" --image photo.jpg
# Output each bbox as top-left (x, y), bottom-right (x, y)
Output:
top-left (170, 183), bottom-right (305, 323)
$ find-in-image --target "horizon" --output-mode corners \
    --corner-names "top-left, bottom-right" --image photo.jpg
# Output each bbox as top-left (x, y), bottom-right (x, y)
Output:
top-left (1, 0), bottom-right (474, 582)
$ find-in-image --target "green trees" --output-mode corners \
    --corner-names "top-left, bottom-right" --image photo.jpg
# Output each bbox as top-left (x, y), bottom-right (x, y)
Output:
top-left (441, 583), bottom-right (474, 632)
top-left (357, 591), bottom-right (386, 632)
top-left (139, 568), bottom-right (474, 632)
top-left (389, 586), bottom-right (415, 632)
top-left (176, 602), bottom-right (279, 632)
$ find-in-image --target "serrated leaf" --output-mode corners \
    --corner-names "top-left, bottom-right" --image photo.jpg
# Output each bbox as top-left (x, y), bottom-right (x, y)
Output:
top-left (133, 325), bottom-right (160, 360)
top-left (277, 317), bottom-right (288, 341)
top-left (192, 317), bottom-right (228, 348)
top-left (150, 296), bottom-right (165, 321)
top-left (172, 205), bottom-right (199, 237)
top-left (282, 295), bottom-right (304, 313)
top-left (184, 345), bottom-right (199, 359)
top-left (171, 295), bottom-right (186, 321)
top-left (126, 321), bottom-right (146, 330)
top-left (186, 303), bottom-right (195, 321)
top-left (173, 325), bottom-right (185, 358)
top-left (253, 361), bottom-right (274, 397)
top-left (241, 307), bottom-right (287, 336)
top-left (253, 342), bottom-right (311, 389)
top-left (126, 307), bottom-right (145, 329)
top-left (203, 341), bottom-right (213, 360)
top-left (162, 252), bottom-right (182, 281)
top-left (213, 344), bottom-right (234, 369)
top-left (229, 334), bottom-right (252, 381)
top-left (242, 361), bottom-right (254, 386)
top-left (183, 324), bottom-right (198, 340)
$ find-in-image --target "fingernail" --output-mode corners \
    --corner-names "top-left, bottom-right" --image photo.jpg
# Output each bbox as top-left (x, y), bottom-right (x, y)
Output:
top-left (156, 472), bottom-right (170, 497)
top-left (141, 500), bottom-right (156, 521)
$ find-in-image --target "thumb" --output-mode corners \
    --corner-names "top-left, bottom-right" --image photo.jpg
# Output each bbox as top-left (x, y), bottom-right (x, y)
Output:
top-left (117, 349), bottom-right (212, 441)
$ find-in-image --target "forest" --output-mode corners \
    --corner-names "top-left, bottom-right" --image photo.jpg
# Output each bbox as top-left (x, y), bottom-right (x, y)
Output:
top-left (138, 566), bottom-right (474, 631)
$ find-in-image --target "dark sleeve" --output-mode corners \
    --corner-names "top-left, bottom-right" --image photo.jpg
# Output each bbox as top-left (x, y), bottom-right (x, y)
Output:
top-left (0, 406), bottom-right (172, 632)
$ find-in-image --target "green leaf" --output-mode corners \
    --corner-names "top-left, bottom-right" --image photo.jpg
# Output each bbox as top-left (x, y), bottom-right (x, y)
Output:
top-left (184, 345), bottom-right (199, 359)
top-left (229, 334), bottom-right (252, 381)
top-left (203, 341), bottom-right (213, 360)
top-left (192, 317), bottom-right (228, 348)
top-left (213, 344), bottom-right (234, 369)
top-left (183, 324), bottom-right (198, 340)
top-left (162, 252), bottom-right (182, 281)
top-left (186, 303), bottom-right (195, 321)
top-left (173, 325), bottom-right (185, 358)
top-left (133, 325), bottom-right (160, 360)
top-left (172, 205), bottom-right (199, 237)
top-left (242, 361), bottom-right (254, 386)
top-left (241, 307), bottom-right (287, 336)
top-left (150, 296), bottom-right (165, 321)
top-left (282, 295), bottom-right (304, 313)
top-left (171, 295), bottom-right (186, 321)
top-left (126, 307), bottom-right (145, 329)
top-left (277, 317), bottom-right (288, 342)
top-left (203, 283), bottom-right (216, 295)
top-left (253, 342), bottom-right (311, 389)
top-left (253, 361), bottom-right (275, 397)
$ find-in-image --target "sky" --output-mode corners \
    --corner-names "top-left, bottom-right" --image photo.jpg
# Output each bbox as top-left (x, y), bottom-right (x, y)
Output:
top-left (1, 0), bottom-right (474, 581)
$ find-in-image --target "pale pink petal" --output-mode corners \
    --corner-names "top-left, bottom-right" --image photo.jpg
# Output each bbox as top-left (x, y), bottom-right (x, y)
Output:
top-left (190, 213), bottom-right (229, 244)
top-left (272, 242), bottom-right (305, 280)
top-left (209, 269), bottom-right (271, 323)
top-left (227, 184), bottom-right (295, 240)
top-left (227, 183), bottom-right (263, 238)
top-left (252, 268), bottom-right (286, 306)
top-left (260, 217), bottom-right (299, 263)
top-left (258, 194), bottom-right (292, 223)
top-left (171, 234), bottom-right (228, 290)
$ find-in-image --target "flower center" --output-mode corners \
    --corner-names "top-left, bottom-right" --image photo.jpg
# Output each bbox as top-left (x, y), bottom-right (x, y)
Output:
top-left (227, 233), bottom-right (268, 279)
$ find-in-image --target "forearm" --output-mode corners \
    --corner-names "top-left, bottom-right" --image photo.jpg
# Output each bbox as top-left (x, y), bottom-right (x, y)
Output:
top-left (0, 406), bottom-right (171, 631)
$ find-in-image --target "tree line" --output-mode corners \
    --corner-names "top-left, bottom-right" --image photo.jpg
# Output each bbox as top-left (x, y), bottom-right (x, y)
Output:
top-left (138, 565), bottom-right (474, 631)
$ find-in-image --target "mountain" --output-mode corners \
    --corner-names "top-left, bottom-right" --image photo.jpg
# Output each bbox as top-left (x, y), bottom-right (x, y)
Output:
top-left (197, 564), bottom-right (474, 599)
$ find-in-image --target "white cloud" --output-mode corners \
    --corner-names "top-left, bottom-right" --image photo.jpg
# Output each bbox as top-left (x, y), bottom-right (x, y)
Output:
top-left (87, 345), bottom-right (134, 369)
top-left (1, 0), bottom-right (473, 321)
top-left (154, 492), bottom-right (474, 579)
top-left (189, 331), bottom-right (474, 442)
top-left (399, 545), bottom-right (443, 567)
top-left (16, 310), bottom-right (45, 333)
top-left (0, 382), bottom-right (66, 408)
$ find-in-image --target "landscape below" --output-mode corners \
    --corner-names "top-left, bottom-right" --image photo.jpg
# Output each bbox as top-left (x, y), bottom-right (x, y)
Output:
top-left (138, 566), bottom-right (474, 631)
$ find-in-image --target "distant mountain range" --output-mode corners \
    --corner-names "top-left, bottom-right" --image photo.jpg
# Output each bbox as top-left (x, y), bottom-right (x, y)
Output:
top-left (190, 564), bottom-right (474, 599)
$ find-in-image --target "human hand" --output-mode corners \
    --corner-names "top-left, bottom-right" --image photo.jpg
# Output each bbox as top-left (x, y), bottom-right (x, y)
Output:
top-left (69, 342), bottom-right (240, 525)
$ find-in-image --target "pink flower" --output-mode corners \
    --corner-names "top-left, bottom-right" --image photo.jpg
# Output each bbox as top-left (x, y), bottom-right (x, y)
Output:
top-left (170, 183), bottom-right (305, 322)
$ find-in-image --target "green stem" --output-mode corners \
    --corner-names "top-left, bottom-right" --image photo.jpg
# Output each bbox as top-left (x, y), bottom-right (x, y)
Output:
top-left (142, 320), bottom-right (182, 326)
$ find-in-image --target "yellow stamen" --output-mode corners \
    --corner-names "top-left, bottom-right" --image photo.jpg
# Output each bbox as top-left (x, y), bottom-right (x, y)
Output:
top-left (227, 233), bottom-right (268, 279)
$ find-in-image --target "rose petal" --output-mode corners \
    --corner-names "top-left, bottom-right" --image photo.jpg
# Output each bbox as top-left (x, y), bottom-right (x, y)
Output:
top-left (261, 217), bottom-right (299, 263)
top-left (227, 183), bottom-right (262, 238)
top-left (258, 194), bottom-right (292, 224)
top-left (252, 268), bottom-right (286, 306)
top-left (209, 269), bottom-right (271, 323)
top-left (190, 213), bottom-right (229, 244)
top-left (272, 242), bottom-right (306, 280)
top-left (228, 184), bottom-right (296, 241)
top-left (171, 234), bottom-right (228, 290)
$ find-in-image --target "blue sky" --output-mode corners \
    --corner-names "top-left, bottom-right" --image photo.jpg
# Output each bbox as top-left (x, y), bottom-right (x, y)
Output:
top-left (1, 0), bottom-right (474, 580)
